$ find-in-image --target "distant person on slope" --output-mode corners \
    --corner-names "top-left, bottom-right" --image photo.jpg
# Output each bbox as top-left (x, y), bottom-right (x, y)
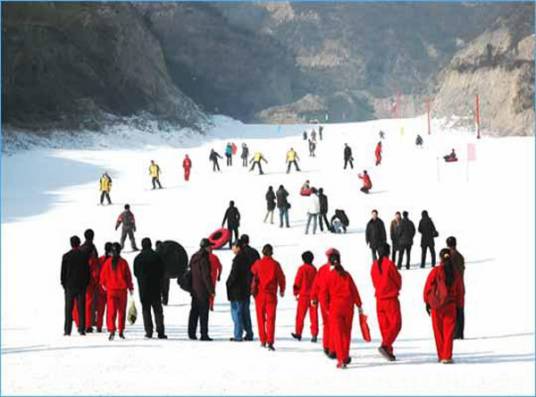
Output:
top-left (358, 170), bottom-right (372, 194)
top-left (291, 251), bottom-right (318, 342)
top-left (366, 209), bottom-right (387, 261)
top-left (249, 151), bottom-right (267, 175)
top-left (303, 130), bottom-right (308, 141)
top-left (149, 160), bottom-right (162, 189)
top-left (416, 134), bottom-right (424, 147)
top-left (225, 142), bottom-right (233, 166)
top-left (379, 130), bottom-right (385, 140)
top-left (99, 172), bottom-right (112, 205)
top-left (343, 143), bottom-right (354, 170)
top-left (222, 201), bottom-right (241, 249)
top-left (264, 186), bottom-right (276, 224)
top-left (443, 149), bottom-right (458, 162)
top-left (397, 211), bottom-right (416, 270)
top-left (241, 143), bottom-right (249, 167)
top-left (375, 141), bottom-right (383, 166)
top-left (276, 185), bottom-right (290, 228)
top-left (183, 154), bottom-right (192, 182)
top-left (286, 148), bottom-right (301, 173)
top-left (209, 149), bottom-right (222, 172)
top-left (115, 204), bottom-right (139, 251)
top-left (319, 125), bottom-right (323, 140)
top-left (308, 139), bottom-right (317, 157)
top-left (418, 210), bottom-right (438, 268)
top-left (311, 129), bottom-right (317, 142)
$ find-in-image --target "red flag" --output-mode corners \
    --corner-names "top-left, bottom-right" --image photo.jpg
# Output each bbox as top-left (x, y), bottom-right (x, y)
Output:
top-left (467, 143), bottom-right (477, 162)
top-left (359, 313), bottom-right (371, 342)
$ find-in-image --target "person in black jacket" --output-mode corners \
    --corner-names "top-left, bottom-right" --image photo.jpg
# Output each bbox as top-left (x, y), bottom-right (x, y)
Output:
top-left (264, 186), bottom-right (276, 224)
top-left (397, 211), bottom-right (416, 270)
top-left (365, 210), bottom-right (387, 261)
top-left (134, 238), bottom-right (167, 339)
top-left (226, 240), bottom-right (251, 341)
top-left (418, 210), bottom-right (438, 268)
top-left (343, 143), bottom-right (354, 169)
top-left (318, 188), bottom-right (329, 232)
top-left (209, 149), bottom-right (222, 172)
top-left (239, 234), bottom-right (259, 340)
top-left (276, 185), bottom-right (290, 228)
top-left (61, 235), bottom-right (90, 336)
top-left (222, 201), bottom-right (241, 248)
top-left (188, 239), bottom-right (215, 340)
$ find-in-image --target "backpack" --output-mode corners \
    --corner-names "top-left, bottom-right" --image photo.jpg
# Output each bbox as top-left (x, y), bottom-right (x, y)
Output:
top-left (426, 270), bottom-right (449, 309)
top-left (335, 209), bottom-right (349, 227)
top-left (178, 267), bottom-right (192, 293)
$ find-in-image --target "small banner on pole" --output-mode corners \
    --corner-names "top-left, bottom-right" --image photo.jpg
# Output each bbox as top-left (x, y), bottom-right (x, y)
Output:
top-left (467, 143), bottom-right (477, 162)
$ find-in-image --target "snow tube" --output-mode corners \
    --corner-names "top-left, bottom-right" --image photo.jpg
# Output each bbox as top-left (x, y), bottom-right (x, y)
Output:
top-left (156, 240), bottom-right (189, 279)
top-left (444, 157), bottom-right (458, 163)
top-left (231, 143), bottom-right (237, 155)
top-left (300, 187), bottom-right (312, 196)
top-left (208, 228), bottom-right (231, 250)
top-left (335, 209), bottom-right (350, 227)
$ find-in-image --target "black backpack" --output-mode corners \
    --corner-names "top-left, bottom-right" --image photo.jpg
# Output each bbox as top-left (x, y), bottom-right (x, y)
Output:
top-left (335, 209), bottom-right (349, 227)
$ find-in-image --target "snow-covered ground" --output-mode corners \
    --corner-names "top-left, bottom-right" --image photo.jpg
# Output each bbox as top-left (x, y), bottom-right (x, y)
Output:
top-left (1, 116), bottom-right (534, 395)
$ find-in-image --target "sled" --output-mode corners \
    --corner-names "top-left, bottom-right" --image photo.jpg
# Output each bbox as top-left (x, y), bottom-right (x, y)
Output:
top-left (208, 228), bottom-right (231, 250)
top-left (156, 240), bottom-right (189, 279)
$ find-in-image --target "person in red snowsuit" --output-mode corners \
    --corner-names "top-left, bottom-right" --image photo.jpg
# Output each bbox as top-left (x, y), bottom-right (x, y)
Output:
top-left (100, 243), bottom-right (134, 340)
top-left (311, 248), bottom-right (338, 357)
top-left (291, 251), bottom-right (318, 342)
top-left (321, 250), bottom-right (363, 369)
top-left (94, 242), bottom-right (113, 332)
top-left (371, 243), bottom-right (402, 361)
top-left (183, 154), bottom-right (192, 181)
top-left (251, 244), bottom-right (286, 350)
top-left (423, 248), bottom-right (464, 363)
top-left (375, 141), bottom-right (382, 165)
top-left (208, 250), bottom-right (222, 311)
top-left (358, 170), bottom-right (372, 194)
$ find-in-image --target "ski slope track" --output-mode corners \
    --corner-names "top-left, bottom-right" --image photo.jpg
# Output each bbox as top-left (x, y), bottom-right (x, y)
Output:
top-left (1, 116), bottom-right (535, 395)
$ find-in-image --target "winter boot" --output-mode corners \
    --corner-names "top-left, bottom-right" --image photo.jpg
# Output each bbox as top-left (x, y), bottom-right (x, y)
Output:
top-left (328, 351), bottom-right (337, 359)
top-left (200, 336), bottom-right (213, 341)
top-left (97, 327), bottom-right (103, 333)
top-left (108, 332), bottom-right (115, 341)
top-left (311, 336), bottom-right (318, 343)
top-left (144, 334), bottom-right (153, 339)
top-left (267, 344), bottom-right (276, 351)
top-left (261, 342), bottom-right (266, 348)
top-left (291, 333), bottom-right (302, 341)
top-left (157, 334), bottom-right (168, 340)
top-left (119, 332), bottom-right (125, 339)
top-left (344, 357), bottom-right (352, 365)
top-left (86, 327), bottom-right (93, 333)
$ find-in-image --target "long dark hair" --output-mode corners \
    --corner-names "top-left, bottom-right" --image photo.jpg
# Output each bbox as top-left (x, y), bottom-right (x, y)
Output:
top-left (439, 248), bottom-right (454, 287)
top-left (111, 243), bottom-right (122, 270)
top-left (376, 243), bottom-right (391, 274)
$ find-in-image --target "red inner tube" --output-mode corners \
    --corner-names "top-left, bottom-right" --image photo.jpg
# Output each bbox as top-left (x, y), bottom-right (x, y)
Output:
top-left (208, 228), bottom-right (231, 249)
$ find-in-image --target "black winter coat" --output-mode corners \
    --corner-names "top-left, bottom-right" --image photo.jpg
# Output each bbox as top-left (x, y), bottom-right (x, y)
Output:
top-left (319, 193), bottom-right (328, 214)
top-left (344, 146), bottom-right (352, 160)
top-left (226, 251), bottom-right (251, 301)
top-left (190, 249), bottom-right (214, 301)
top-left (134, 248), bottom-right (165, 303)
top-left (418, 216), bottom-right (438, 247)
top-left (61, 248), bottom-right (90, 291)
top-left (276, 188), bottom-right (289, 209)
top-left (266, 190), bottom-right (276, 211)
top-left (223, 206), bottom-right (241, 228)
top-left (365, 218), bottom-right (387, 249)
top-left (397, 218), bottom-right (416, 247)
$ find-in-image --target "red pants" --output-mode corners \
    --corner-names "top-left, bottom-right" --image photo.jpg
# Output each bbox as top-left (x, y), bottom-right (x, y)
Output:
top-left (375, 155), bottom-right (381, 165)
top-left (184, 168), bottom-right (190, 181)
top-left (106, 289), bottom-right (128, 332)
top-left (73, 284), bottom-right (96, 329)
top-left (319, 300), bottom-right (335, 351)
top-left (376, 298), bottom-right (402, 354)
top-left (254, 293), bottom-right (277, 344)
top-left (295, 296), bottom-right (318, 337)
top-left (431, 303), bottom-right (457, 360)
top-left (330, 303), bottom-right (354, 365)
top-left (95, 289), bottom-right (107, 329)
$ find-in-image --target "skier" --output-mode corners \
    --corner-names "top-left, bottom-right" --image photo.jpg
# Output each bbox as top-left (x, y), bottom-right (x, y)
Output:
top-left (321, 249), bottom-right (363, 369)
top-left (276, 185), bottom-right (290, 228)
top-left (249, 151), bottom-right (268, 175)
top-left (251, 244), bottom-right (286, 351)
top-left (75, 229), bottom-right (100, 333)
top-left (444, 149), bottom-right (458, 162)
top-left (208, 245), bottom-right (222, 311)
top-left (343, 143), bottom-right (354, 169)
top-left (397, 211), bottom-right (416, 270)
top-left (423, 249), bottom-right (464, 364)
top-left (305, 188), bottom-right (320, 235)
top-left (358, 170), bottom-right (372, 194)
top-left (95, 242), bottom-right (113, 332)
top-left (371, 243), bottom-right (402, 361)
top-left (366, 209), bottom-right (387, 261)
top-left (61, 235), bottom-right (90, 336)
top-left (264, 186), bottom-right (276, 224)
top-left (149, 160), bottom-right (163, 189)
top-left (99, 172), bottom-right (112, 205)
top-left (379, 130), bottom-right (385, 140)
top-left (319, 125), bottom-right (323, 140)
top-left (226, 240), bottom-right (250, 341)
top-left (115, 204), bottom-right (139, 251)
top-left (447, 236), bottom-right (465, 340)
top-left (390, 212), bottom-right (401, 264)
top-left (291, 251), bottom-right (318, 342)
top-left (311, 248), bottom-right (338, 357)
top-left (222, 201), bottom-right (241, 249)
top-left (209, 149), bottom-right (222, 172)
top-left (100, 242), bottom-right (134, 340)
top-left (418, 210), bottom-right (438, 268)
top-left (286, 148), bottom-right (301, 173)
top-left (308, 139), bottom-right (316, 157)
top-left (133, 238), bottom-right (167, 339)
top-left (183, 154), bottom-right (192, 182)
top-left (375, 141), bottom-right (382, 166)
top-left (225, 142), bottom-right (233, 166)
top-left (188, 239), bottom-right (215, 341)
top-left (241, 143), bottom-right (249, 167)
top-left (318, 188), bottom-right (329, 232)
top-left (416, 134), bottom-right (424, 147)
top-left (239, 234), bottom-right (259, 341)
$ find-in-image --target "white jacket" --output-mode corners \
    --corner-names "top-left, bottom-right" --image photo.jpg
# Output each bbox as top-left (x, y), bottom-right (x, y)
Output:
top-left (306, 194), bottom-right (320, 214)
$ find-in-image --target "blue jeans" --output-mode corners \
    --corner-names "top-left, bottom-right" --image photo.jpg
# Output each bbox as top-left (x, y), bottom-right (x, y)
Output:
top-left (242, 296), bottom-right (253, 339)
top-left (231, 301), bottom-right (245, 340)
top-left (305, 213), bottom-right (318, 234)
top-left (279, 208), bottom-right (290, 227)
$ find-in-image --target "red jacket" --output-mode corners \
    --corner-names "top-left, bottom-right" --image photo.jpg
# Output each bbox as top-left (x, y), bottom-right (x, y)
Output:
top-left (359, 174), bottom-right (372, 189)
top-left (97, 255), bottom-right (110, 292)
top-left (371, 258), bottom-right (401, 299)
top-left (251, 256), bottom-right (286, 297)
top-left (209, 253), bottom-right (222, 284)
top-left (375, 144), bottom-right (382, 157)
top-left (100, 257), bottom-right (134, 292)
top-left (183, 157), bottom-right (192, 169)
top-left (322, 268), bottom-right (362, 308)
top-left (423, 264), bottom-right (464, 308)
top-left (311, 263), bottom-right (331, 303)
top-left (293, 263), bottom-right (317, 297)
